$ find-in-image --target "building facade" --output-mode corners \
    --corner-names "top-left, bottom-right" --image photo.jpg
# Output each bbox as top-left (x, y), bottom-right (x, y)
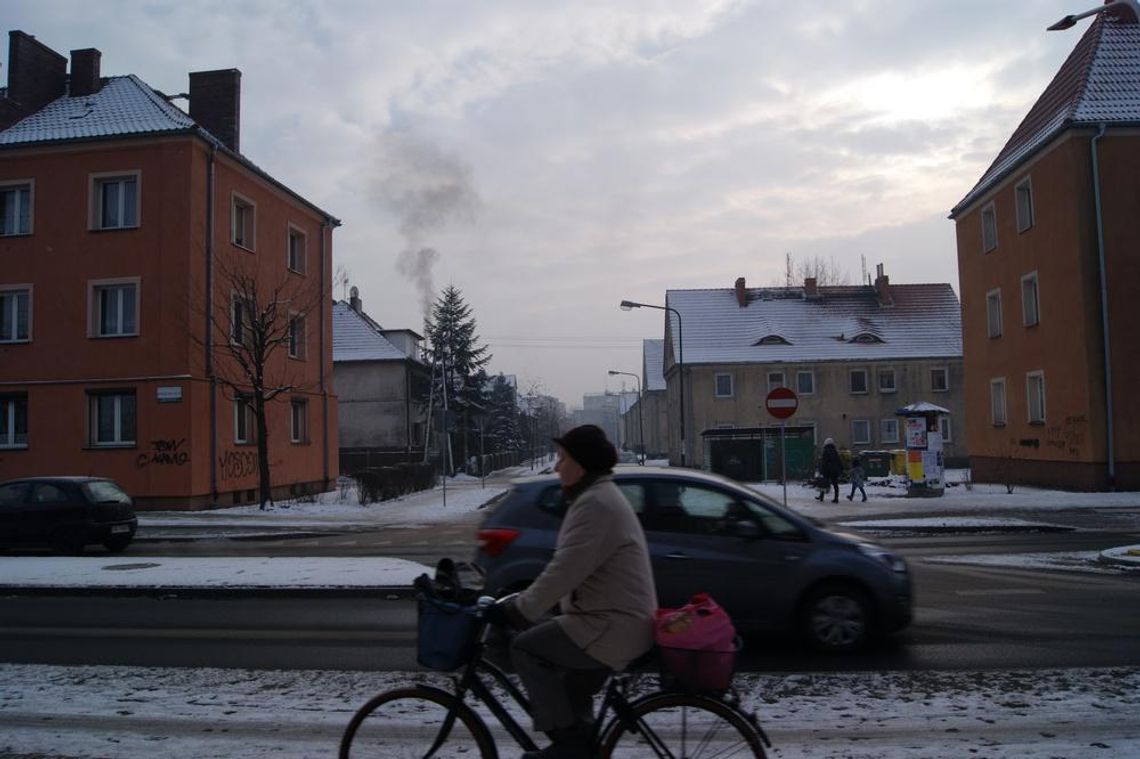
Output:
top-left (950, 8), bottom-right (1140, 490)
top-left (0, 31), bottom-right (338, 508)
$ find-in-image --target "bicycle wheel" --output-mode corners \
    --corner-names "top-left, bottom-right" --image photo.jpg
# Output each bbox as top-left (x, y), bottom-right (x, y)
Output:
top-left (339, 685), bottom-right (497, 759)
top-left (599, 692), bottom-right (766, 758)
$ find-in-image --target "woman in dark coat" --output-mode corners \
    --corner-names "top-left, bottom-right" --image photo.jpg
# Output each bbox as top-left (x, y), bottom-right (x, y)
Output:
top-left (817, 437), bottom-right (843, 503)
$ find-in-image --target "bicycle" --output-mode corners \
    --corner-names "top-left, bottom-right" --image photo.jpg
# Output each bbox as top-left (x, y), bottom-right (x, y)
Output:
top-left (340, 593), bottom-right (771, 758)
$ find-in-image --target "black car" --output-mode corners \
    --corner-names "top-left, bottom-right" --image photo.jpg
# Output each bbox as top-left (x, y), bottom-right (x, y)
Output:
top-left (474, 467), bottom-right (912, 652)
top-left (0, 476), bottom-right (138, 554)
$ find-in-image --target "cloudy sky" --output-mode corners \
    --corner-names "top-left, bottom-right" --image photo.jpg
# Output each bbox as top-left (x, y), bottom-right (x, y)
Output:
top-left (5, 1), bottom-right (1092, 407)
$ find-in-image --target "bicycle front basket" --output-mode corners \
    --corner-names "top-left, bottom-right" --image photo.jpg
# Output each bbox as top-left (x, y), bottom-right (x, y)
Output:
top-left (417, 594), bottom-right (479, 671)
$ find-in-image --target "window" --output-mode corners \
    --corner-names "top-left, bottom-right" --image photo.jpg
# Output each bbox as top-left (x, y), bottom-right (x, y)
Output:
top-left (849, 369), bottom-right (868, 394)
top-left (881, 418), bottom-right (899, 444)
top-left (878, 368), bottom-right (896, 393)
top-left (1027, 371), bottom-right (1046, 424)
top-left (231, 295), bottom-right (253, 346)
top-left (91, 173), bottom-right (139, 230)
top-left (0, 181), bottom-right (32, 236)
top-left (288, 314), bottom-right (306, 359)
top-left (1021, 271), bottom-right (1040, 327)
top-left (767, 371), bottom-right (785, 391)
top-left (930, 367), bottom-right (949, 393)
top-left (981, 201), bottom-right (997, 252)
top-left (0, 394), bottom-right (28, 448)
top-left (232, 194), bottom-right (256, 249)
top-left (290, 398), bottom-right (308, 443)
top-left (852, 419), bottom-right (871, 445)
top-left (234, 395), bottom-right (255, 444)
top-left (986, 289), bottom-right (1002, 338)
top-left (89, 391), bottom-right (136, 446)
top-left (1015, 177), bottom-right (1034, 233)
top-left (89, 279), bottom-right (139, 337)
top-left (287, 226), bottom-right (306, 273)
top-left (939, 416), bottom-right (953, 443)
top-left (991, 378), bottom-right (1007, 426)
top-left (796, 371), bottom-right (814, 395)
top-left (0, 287), bottom-right (31, 342)
top-left (714, 373), bottom-right (733, 398)
top-left (645, 482), bottom-right (745, 535)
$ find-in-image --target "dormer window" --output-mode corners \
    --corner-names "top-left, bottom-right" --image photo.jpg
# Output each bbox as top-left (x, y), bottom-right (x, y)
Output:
top-left (754, 334), bottom-right (790, 346)
top-left (849, 332), bottom-right (883, 344)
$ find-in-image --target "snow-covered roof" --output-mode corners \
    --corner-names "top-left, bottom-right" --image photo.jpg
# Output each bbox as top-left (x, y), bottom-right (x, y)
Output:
top-left (643, 339), bottom-right (665, 391)
top-left (0, 75), bottom-right (196, 145)
top-left (897, 401), bottom-right (951, 415)
top-left (663, 283), bottom-right (961, 366)
top-left (951, 11), bottom-right (1140, 216)
top-left (332, 301), bottom-right (407, 362)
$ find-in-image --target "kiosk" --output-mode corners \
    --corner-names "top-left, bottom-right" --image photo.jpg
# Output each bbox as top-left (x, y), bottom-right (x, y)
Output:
top-left (896, 401), bottom-right (949, 498)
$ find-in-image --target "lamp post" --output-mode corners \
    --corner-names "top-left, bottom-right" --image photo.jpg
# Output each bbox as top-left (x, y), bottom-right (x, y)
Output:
top-left (608, 369), bottom-right (644, 465)
top-left (620, 299), bottom-right (686, 467)
top-left (1047, 0), bottom-right (1140, 30)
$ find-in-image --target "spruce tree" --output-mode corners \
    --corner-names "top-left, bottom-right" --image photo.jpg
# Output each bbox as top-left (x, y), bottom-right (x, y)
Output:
top-left (486, 374), bottom-right (524, 454)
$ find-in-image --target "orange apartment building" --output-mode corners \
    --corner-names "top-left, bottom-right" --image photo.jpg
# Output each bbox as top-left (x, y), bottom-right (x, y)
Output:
top-left (950, 6), bottom-right (1140, 490)
top-left (0, 31), bottom-right (339, 508)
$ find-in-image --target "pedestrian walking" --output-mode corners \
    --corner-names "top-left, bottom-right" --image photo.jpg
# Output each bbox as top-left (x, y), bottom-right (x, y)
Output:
top-left (816, 438), bottom-right (842, 503)
top-left (846, 457), bottom-right (867, 502)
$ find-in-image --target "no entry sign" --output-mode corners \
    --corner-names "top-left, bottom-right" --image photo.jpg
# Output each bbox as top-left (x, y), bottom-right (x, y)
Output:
top-left (765, 387), bottom-right (799, 419)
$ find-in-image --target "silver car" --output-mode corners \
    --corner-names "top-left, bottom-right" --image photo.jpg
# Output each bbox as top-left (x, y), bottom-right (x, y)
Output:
top-left (474, 467), bottom-right (911, 652)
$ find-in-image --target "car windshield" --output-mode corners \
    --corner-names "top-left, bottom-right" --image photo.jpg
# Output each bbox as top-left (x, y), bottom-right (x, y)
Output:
top-left (82, 480), bottom-right (131, 504)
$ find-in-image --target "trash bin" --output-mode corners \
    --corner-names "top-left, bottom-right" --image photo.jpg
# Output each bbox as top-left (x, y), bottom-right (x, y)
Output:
top-left (860, 450), bottom-right (892, 478)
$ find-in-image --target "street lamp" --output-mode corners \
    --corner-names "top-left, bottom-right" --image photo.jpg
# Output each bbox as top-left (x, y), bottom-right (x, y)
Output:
top-left (620, 299), bottom-right (686, 467)
top-left (1048, 0), bottom-right (1140, 30)
top-left (608, 369), bottom-right (644, 465)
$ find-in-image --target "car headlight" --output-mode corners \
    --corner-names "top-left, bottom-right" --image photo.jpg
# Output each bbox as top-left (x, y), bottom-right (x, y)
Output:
top-left (857, 543), bottom-right (907, 573)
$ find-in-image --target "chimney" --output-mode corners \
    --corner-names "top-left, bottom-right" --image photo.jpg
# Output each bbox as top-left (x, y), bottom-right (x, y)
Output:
top-left (349, 286), bottom-right (362, 314)
top-left (69, 48), bottom-right (102, 96)
top-left (1, 31), bottom-right (67, 128)
top-left (734, 277), bottom-right (748, 307)
top-left (804, 277), bottom-right (818, 299)
top-left (874, 263), bottom-right (893, 306)
top-left (189, 68), bottom-right (241, 152)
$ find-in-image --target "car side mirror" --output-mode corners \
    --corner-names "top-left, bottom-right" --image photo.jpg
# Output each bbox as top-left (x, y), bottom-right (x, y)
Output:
top-left (734, 519), bottom-right (762, 539)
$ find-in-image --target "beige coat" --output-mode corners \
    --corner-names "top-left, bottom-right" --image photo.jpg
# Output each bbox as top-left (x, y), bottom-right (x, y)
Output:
top-left (514, 475), bottom-right (657, 671)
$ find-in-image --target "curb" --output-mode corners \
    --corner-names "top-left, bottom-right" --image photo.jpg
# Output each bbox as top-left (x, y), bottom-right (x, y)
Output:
top-left (0, 585), bottom-right (417, 600)
top-left (1098, 544), bottom-right (1140, 569)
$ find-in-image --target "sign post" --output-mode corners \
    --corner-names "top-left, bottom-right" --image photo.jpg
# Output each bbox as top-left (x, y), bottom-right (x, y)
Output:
top-left (765, 387), bottom-right (799, 508)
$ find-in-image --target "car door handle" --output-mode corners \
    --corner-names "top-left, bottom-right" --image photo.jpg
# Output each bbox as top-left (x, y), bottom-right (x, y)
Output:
top-left (783, 554), bottom-right (802, 561)
top-left (664, 553), bottom-right (692, 560)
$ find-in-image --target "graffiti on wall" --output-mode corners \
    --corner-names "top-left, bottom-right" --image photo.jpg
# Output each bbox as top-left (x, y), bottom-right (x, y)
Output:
top-left (136, 439), bottom-right (190, 468)
top-left (1044, 415), bottom-right (1088, 457)
top-left (219, 449), bottom-right (258, 480)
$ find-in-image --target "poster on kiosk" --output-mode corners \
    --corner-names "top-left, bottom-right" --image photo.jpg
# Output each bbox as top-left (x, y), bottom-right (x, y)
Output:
top-left (901, 403), bottom-right (947, 497)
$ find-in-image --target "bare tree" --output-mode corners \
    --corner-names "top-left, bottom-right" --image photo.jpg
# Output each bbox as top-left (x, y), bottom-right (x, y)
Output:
top-left (194, 255), bottom-right (321, 509)
top-left (780, 254), bottom-right (852, 287)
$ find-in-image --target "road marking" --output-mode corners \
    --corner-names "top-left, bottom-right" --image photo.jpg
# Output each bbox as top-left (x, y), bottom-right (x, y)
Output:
top-left (954, 588), bottom-right (1046, 596)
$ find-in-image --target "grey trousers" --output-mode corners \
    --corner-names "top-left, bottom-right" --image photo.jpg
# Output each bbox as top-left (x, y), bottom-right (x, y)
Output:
top-left (510, 619), bottom-right (610, 732)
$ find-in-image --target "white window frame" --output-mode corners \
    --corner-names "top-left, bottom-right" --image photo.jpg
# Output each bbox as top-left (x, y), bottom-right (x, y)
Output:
top-left (232, 193), bottom-right (256, 250)
top-left (796, 370), bottom-right (814, 395)
top-left (287, 224), bottom-right (307, 274)
top-left (981, 201), bottom-right (997, 253)
top-left (89, 390), bottom-right (136, 447)
top-left (880, 418), bottom-right (899, 444)
top-left (88, 278), bottom-right (140, 338)
top-left (930, 367), bottom-right (949, 393)
top-left (1015, 176), bottom-right (1034, 233)
top-left (851, 419), bottom-right (871, 445)
top-left (849, 368), bottom-right (868, 394)
top-left (0, 393), bottom-right (28, 448)
top-left (991, 378), bottom-right (1007, 427)
top-left (89, 171), bottom-right (140, 230)
top-left (1021, 271), bottom-right (1040, 327)
top-left (288, 313), bottom-right (306, 360)
top-left (714, 373), bottom-right (733, 398)
top-left (767, 371), bottom-right (785, 392)
top-left (0, 179), bottom-right (33, 236)
top-left (234, 395), bottom-right (255, 444)
top-left (939, 415), bottom-right (953, 443)
top-left (986, 288), bottom-right (1003, 339)
top-left (878, 368), bottom-right (896, 394)
top-left (0, 285), bottom-right (31, 343)
top-left (290, 398), bottom-right (308, 443)
top-left (1027, 371), bottom-right (1046, 424)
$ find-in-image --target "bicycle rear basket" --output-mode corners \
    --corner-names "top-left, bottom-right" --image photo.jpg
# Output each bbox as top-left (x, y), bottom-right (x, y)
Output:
top-left (417, 595), bottom-right (479, 671)
top-left (658, 640), bottom-right (739, 692)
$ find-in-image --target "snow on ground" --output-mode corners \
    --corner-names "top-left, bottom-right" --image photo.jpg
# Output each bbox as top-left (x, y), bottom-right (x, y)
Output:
top-left (0, 663), bottom-right (1136, 758)
top-left (838, 516), bottom-right (1070, 530)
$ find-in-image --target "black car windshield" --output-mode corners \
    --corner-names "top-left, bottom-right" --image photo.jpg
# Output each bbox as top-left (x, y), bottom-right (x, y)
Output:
top-left (82, 480), bottom-right (131, 504)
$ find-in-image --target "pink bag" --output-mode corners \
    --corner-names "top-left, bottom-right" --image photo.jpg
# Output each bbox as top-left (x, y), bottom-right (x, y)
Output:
top-left (654, 592), bottom-right (736, 652)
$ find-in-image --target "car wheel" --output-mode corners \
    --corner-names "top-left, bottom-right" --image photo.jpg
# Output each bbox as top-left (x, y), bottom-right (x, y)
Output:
top-left (103, 535), bottom-right (132, 553)
top-left (800, 583), bottom-right (873, 653)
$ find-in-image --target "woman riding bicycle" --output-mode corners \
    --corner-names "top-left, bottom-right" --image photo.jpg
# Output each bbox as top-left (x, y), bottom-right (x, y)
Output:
top-left (487, 424), bottom-right (657, 759)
